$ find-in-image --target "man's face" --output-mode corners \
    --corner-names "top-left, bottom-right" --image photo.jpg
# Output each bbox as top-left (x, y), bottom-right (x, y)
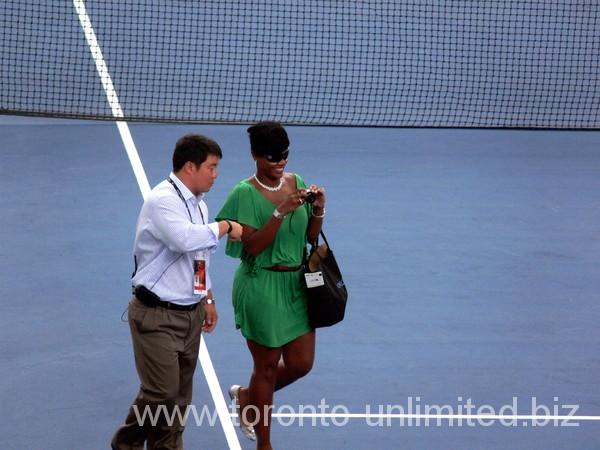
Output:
top-left (191, 154), bottom-right (219, 194)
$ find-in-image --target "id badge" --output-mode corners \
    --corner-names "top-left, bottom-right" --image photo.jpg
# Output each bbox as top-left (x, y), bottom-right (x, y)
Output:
top-left (194, 252), bottom-right (208, 295)
top-left (304, 271), bottom-right (324, 288)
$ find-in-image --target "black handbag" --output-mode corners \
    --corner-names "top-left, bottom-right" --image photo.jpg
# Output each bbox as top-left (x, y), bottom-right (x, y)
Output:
top-left (303, 231), bottom-right (348, 328)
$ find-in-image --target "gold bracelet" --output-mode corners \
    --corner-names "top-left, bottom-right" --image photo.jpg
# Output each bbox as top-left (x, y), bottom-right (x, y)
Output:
top-left (311, 208), bottom-right (326, 218)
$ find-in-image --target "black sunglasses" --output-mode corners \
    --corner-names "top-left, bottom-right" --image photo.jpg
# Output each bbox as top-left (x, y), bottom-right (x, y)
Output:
top-left (263, 149), bottom-right (290, 163)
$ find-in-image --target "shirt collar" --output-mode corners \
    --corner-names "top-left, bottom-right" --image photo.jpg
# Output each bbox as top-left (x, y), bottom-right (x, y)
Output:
top-left (170, 172), bottom-right (205, 202)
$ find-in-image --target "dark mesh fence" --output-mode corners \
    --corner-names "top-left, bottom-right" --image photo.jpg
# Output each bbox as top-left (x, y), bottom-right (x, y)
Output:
top-left (1, 1), bottom-right (599, 127)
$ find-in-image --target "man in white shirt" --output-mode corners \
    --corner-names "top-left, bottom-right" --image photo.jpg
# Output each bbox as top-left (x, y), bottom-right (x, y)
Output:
top-left (112, 134), bottom-right (242, 450)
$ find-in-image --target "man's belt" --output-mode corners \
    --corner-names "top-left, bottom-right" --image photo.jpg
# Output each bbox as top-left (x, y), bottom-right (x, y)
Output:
top-left (133, 285), bottom-right (199, 311)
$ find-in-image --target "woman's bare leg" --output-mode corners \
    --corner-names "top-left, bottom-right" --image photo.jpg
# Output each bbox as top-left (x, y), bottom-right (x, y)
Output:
top-left (240, 331), bottom-right (316, 449)
top-left (275, 330), bottom-right (315, 391)
top-left (245, 340), bottom-right (281, 450)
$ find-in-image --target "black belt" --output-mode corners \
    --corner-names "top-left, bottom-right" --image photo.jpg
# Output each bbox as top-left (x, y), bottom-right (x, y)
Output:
top-left (262, 265), bottom-right (302, 272)
top-left (133, 285), bottom-right (200, 311)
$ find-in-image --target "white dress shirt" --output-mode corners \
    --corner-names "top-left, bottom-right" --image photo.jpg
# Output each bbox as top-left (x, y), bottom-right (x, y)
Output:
top-left (131, 173), bottom-right (220, 305)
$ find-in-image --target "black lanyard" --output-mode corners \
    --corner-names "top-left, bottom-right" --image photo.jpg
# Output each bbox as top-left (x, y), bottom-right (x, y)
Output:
top-left (167, 177), bottom-right (205, 224)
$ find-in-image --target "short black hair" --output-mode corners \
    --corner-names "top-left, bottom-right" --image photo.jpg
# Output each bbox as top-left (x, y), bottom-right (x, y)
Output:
top-left (172, 134), bottom-right (222, 172)
top-left (247, 121), bottom-right (289, 156)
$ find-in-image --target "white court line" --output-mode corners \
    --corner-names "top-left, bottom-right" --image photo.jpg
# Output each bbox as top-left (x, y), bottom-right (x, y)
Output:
top-left (72, 1), bottom-right (241, 449)
top-left (72, 0), bottom-right (150, 197)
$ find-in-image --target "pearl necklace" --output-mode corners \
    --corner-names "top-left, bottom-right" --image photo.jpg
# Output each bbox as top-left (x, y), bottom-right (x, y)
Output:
top-left (254, 174), bottom-right (284, 192)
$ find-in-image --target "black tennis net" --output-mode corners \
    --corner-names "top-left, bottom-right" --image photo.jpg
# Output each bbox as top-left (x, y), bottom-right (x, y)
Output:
top-left (1, 1), bottom-right (599, 128)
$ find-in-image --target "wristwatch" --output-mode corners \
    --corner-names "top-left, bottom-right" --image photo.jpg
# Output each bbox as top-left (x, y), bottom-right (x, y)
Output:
top-left (205, 298), bottom-right (214, 305)
top-left (273, 209), bottom-right (286, 220)
top-left (224, 219), bottom-right (233, 233)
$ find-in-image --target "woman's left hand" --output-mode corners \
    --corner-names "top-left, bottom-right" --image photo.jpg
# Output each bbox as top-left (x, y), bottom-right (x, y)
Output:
top-left (308, 184), bottom-right (326, 208)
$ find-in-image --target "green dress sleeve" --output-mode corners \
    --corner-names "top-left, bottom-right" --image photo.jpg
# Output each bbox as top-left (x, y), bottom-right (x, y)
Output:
top-left (215, 180), bottom-right (255, 259)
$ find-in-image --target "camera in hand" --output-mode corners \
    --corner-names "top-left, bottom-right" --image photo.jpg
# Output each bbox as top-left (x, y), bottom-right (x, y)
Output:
top-left (305, 190), bottom-right (316, 204)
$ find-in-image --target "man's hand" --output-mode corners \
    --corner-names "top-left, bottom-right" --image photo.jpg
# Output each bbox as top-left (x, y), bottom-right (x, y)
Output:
top-left (202, 303), bottom-right (218, 332)
top-left (228, 221), bottom-right (243, 242)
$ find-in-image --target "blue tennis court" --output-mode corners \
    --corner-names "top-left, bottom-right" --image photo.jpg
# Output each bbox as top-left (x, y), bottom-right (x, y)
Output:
top-left (1, 116), bottom-right (599, 449)
top-left (2, 0), bottom-right (600, 447)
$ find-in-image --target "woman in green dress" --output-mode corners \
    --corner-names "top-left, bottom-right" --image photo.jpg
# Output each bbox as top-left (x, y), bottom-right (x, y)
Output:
top-left (216, 121), bottom-right (326, 449)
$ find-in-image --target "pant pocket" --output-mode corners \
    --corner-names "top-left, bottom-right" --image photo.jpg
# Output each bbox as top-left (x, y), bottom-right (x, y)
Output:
top-left (128, 297), bottom-right (153, 333)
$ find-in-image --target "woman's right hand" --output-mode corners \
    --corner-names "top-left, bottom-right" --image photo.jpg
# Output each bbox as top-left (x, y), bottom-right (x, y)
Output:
top-left (278, 189), bottom-right (310, 215)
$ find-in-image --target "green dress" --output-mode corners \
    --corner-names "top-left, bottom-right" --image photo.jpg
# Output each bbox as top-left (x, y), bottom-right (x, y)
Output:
top-left (216, 174), bottom-right (313, 347)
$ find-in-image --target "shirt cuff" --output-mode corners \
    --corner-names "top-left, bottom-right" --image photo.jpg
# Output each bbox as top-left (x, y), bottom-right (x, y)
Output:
top-left (207, 222), bottom-right (221, 252)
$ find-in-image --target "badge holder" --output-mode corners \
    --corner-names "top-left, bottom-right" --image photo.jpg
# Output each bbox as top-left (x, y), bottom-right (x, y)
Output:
top-left (305, 271), bottom-right (325, 288)
top-left (194, 253), bottom-right (207, 295)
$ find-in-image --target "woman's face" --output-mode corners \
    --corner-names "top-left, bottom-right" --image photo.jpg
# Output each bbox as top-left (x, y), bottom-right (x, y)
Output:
top-left (255, 149), bottom-right (289, 180)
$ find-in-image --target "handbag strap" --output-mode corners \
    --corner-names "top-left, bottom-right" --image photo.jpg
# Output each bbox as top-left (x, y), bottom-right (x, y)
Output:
top-left (310, 230), bottom-right (330, 249)
top-left (305, 230), bottom-right (331, 265)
